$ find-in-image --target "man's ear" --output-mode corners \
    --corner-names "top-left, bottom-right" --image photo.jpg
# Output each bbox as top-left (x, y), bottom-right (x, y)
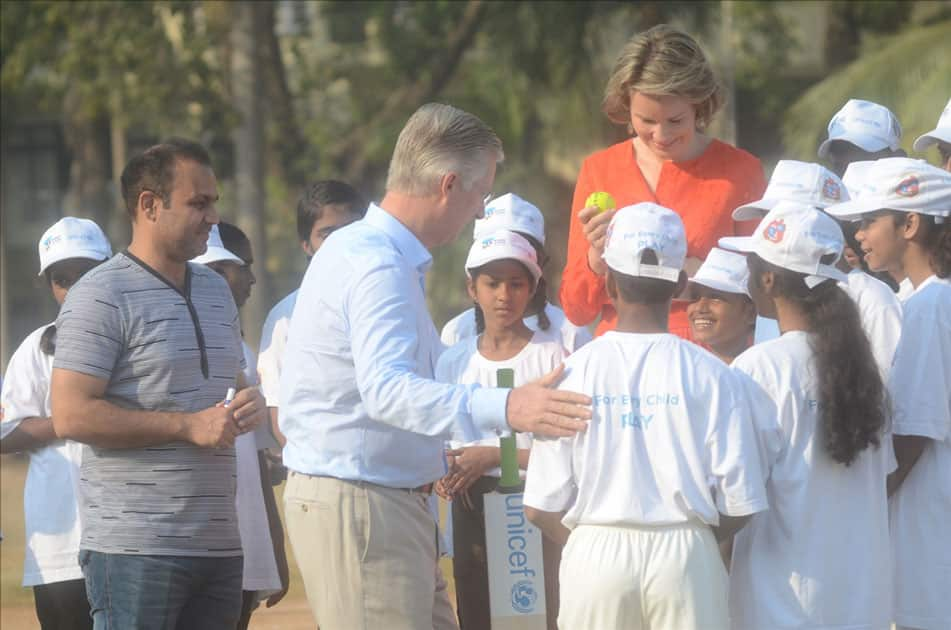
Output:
top-left (139, 191), bottom-right (160, 223)
top-left (439, 172), bottom-right (458, 200)
top-left (300, 239), bottom-right (316, 258)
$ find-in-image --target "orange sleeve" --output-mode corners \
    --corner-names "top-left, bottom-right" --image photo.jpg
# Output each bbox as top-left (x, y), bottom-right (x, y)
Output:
top-left (559, 158), bottom-right (608, 327)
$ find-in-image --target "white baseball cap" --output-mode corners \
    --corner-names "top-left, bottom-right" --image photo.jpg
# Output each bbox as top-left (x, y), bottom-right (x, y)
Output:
top-left (817, 99), bottom-right (902, 158)
top-left (688, 248), bottom-right (751, 297)
top-left (733, 160), bottom-right (848, 221)
top-left (191, 225), bottom-right (244, 265)
top-left (603, 203), bottom-right (686, 282)
top-left (840, 160), bottom-right (876, 199)
top-left (474, 193), bottom-right (546, 245)
top-left (37, 217), bottom-right (112, 276)
top-left (719, 201), bottom-right (847, 289)
top-left (465, 229), bottom-right (543, 287)
top-left (913, 97), bottom-right (951, 152)
top-left (824, 157), bottom-right (951, 221)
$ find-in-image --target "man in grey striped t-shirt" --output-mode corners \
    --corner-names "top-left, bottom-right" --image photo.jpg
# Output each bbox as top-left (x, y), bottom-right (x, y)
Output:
top-left (51, 138), bottom-right (267, 629)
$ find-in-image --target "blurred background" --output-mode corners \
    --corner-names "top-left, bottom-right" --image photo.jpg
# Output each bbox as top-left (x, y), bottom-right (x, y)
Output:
top-left (1, 1), bottom-right (950, 626)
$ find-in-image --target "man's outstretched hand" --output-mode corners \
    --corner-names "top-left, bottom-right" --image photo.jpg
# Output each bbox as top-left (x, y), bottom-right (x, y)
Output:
top-left (506, 365), bottom-right (591, 437)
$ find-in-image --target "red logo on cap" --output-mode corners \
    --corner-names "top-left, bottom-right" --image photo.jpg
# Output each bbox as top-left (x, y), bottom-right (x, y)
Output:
top-left (822, 178), bottom-right (841, 201)
top-left (763, 219), bottom-right (786, 243)
top-left (895, 176), bottom-right (919, 197)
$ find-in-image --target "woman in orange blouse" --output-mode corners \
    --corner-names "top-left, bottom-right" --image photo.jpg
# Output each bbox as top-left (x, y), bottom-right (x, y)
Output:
top-left (560, 24), bottom-right (766, 339)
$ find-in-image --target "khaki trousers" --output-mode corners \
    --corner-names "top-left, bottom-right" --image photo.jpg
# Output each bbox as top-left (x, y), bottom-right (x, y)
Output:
top-left (284, 472), bottom-right (458, 630)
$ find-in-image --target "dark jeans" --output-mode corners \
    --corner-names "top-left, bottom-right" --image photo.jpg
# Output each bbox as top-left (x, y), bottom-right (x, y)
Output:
top-left (79, 550), bottom-right (243, 630)
top-left (34, 578), bottom-right (93, 630)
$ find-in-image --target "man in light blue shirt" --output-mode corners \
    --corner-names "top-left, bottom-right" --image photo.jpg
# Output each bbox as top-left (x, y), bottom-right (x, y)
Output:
top-left (280, 103), bottom-right (591, 629)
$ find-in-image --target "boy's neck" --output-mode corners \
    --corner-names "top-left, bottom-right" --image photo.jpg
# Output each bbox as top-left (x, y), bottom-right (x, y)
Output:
top-left (613, 302), bottom-right (670, 334)
top-left (478, 321), bottom-right (534, 361)
top-left (710, 335), bottom-right (751, 365)
top-left (902, 244), bottom-right (935, 288)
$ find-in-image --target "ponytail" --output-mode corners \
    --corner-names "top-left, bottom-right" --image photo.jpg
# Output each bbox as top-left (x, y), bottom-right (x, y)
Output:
top-left (748, 254), bottom-right (888, 466)
top-left (530, 277), bottom-right (551, 331)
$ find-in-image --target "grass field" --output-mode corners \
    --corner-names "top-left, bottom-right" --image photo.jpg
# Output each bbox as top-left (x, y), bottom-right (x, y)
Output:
top-left (1, 455), bottom-right (456, 629)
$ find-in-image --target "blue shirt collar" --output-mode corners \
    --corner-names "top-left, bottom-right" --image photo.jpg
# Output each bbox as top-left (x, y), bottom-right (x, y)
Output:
top-left (364, 203), bottom-right (433, 273)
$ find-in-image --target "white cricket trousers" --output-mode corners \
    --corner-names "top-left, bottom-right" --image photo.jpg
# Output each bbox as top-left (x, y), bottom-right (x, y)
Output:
top-left (558, 523), bottom-right (729, 630)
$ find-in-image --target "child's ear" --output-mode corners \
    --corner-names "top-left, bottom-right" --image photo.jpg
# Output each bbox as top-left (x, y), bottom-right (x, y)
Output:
top-left (466, 277), bottom-right (478, 302)
top-left (761, 270), bottom-right (777, 296)
top-left (903, 212), bottom-right (923, 241)
top-left (605, 272), bottom-right (618, 301)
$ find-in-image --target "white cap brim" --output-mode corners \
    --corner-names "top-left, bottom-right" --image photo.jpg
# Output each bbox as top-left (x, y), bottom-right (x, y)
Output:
top-left (37, 249), bottom-right (110, 276)
top-left (717, 235), bottom-right (756, 253)
top-left (824, 197), bottom-right (883, 221)
top-left (913, 129), bottom-right (951, 152)
top-left (732, 200), bottom-right (777, 222)
top-left (818, 133), bottom-right (893, 159)
top-left (805, 266), bottom-right (848, 288)
top-left (192, 246), bottom-right (244, 265)
top-left (688, 276), bottom-right (750, 298)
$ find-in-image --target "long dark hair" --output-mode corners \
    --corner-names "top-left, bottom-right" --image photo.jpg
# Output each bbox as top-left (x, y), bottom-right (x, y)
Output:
top-left (919, 214), bottom-right (951, 278)
top-left (748, 254), bottom-right (888, 466)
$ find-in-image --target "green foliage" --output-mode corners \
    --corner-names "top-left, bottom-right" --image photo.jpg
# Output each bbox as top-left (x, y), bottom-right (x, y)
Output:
top-left (1, 1), bottom-right (234, 136)
top-left (783, 20), bottom-right (951, 162)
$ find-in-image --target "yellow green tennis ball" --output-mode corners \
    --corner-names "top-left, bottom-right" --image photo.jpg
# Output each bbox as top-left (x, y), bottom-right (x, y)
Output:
top-left (584, 191), bottom-right (616, 213)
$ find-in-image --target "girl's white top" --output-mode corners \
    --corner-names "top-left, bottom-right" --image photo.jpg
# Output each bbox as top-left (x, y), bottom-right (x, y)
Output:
top-left (0, 323), bottom-right (84, 586)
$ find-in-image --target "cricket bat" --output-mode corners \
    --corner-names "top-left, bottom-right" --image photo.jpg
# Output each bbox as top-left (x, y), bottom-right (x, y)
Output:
top-left (483, 368), bottom-right (547, 630)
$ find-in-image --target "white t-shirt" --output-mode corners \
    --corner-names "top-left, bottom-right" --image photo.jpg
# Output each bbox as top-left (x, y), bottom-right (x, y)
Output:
top-left (755, 273), bottom-right (902, 377)
top-left (235, 341), bottom-right (281, 593)
top-left (729, 331), bottom-right (895, 630)
top-left (888, 275), bottom-right (951, 630)
top-left (841, 269), bottom-right (903, 378)
top-left (896, 277), bottom-right (914, 301)
top-left (440, 302), bottom-right (592, 352)
top-left (0, 323), bottom-right (84, 587)
top-left (524, 331), bottom-right (769, 530)
top-left (257, 290), bottom-right (297, 407)
top-left (435, 328), bottom-right (567, 477)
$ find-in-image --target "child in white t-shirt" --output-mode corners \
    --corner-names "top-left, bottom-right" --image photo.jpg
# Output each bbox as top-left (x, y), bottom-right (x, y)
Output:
top-left (827, 158), bottom-right (951, 630)
top-left (686, 247), bottom-right (756, 364)
top-left (440, 193), bottom-right (592, 352)
top-left (435, 228), bottom-right (566, 630)
top-left (720, 202), bottom-right (893, 630)
top-left (524, 203), bottom-right (769, 630)
top-left (0, 217), bottom-right (111, 630)
top-left (193, 223), bottom-right (286, 628)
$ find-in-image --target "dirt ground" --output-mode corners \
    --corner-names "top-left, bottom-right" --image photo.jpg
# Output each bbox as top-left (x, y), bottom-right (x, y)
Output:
top-left (1, 455), bottom-right (456, 629)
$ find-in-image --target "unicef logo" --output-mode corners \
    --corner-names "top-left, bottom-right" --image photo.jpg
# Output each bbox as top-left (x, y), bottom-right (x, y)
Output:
top-left (510, 580), bottom-right (537, 614)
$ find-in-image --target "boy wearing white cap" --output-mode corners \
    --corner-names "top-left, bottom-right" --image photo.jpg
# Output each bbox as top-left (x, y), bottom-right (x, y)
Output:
top-left (685, 248), bottom-right (756, 364)
top-left (192, 223), bottom-right (286, 628)
top-left (826, 158), bottom-right (951, 630)
top-left (818, 98), bottom-right (905, 177)
top-left (720, 202), bottom-right (893, 630)
top-left (440, 193), bottom-right (593, 352)
top-left (1, 217), bottom-right (111, 630)
top-left (913, 97), bottom-right (951, 171)
top-left (735, 160), bottom-right (902, 375)
top-left (524, 203), bottom-right (769, 630)
top-left (435, 228), bottom-right (566, 629)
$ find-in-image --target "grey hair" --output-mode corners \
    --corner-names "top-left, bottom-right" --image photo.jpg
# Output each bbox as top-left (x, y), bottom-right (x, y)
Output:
top-left (386, 103), bottom-right (504, 196)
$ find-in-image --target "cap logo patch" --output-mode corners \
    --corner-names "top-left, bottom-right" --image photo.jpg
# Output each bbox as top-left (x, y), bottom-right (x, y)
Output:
top-left (822, 178), bottom-right (841, 201)
top-left (895, 176), bottom-right (919, 197)
top-left (763, 219), bottom-right (786, 243)
top-left (42, 235), bottom-right (62, 251)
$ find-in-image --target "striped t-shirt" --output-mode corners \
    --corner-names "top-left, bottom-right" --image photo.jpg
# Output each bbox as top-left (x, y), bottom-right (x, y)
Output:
top-left (54, 252), bottom-right (245, 557)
